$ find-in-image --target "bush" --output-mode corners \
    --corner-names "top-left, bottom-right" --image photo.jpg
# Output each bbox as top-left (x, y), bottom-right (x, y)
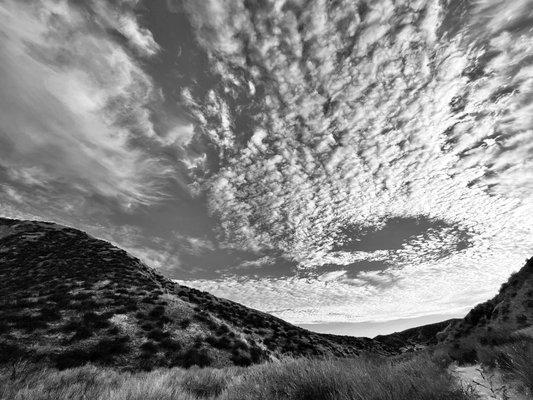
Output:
top-left (160, 338), bottom-right (181, 351)
top-left (448, 340), bottom-right (477, 365)
top-left (179, 319), bottom-right (191, 329)
top-left (231, 350), bottom-right (253, 367)
top-left (82, 312), bottom-right (110, 329)
top-left (516, 314), bottom-right (528, 325)
top-left (106, 326), bottom-right (120, 335)
top-left (140, 341), bottom-right (159, 354)
top-left (147, 328), bottom-right (170, 342)
top-left (0, 342), bottom-right (27, 363)
top-left (206, 335), bottom-right (232, 350)
top-left (39, 307), bottom-right (61, 321)
top-left (54, 349), bottom-right (90, 369)
top-left (141, 322), bottom-right (154, 331)
top-left (11, 314), bottom-right (48, 331)
top-left (71, 325), bottom-right (93, 340)
top-left (148, 306), bottom-right (165, 319)
top-left (89, 336), bottom-right (130, 363)
top-left (177, 348), bottom-right (212, 368)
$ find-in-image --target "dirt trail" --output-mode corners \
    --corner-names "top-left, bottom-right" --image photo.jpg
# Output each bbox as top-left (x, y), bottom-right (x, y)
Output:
top-left (451, 364), bottom-right (530, 400)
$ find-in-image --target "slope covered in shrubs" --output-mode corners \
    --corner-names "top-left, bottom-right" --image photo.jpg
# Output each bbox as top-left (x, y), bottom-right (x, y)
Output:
top-left (0, 218), bottom-right (390, 371)
top-left (443, 257), bottom-right (533, 343)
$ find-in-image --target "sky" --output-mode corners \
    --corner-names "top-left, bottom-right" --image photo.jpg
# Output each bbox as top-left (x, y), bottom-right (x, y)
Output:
top-left (1, 0), bottom-right (532, 337)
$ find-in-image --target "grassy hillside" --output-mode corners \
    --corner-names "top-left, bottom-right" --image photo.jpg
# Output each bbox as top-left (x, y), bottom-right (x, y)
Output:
top-left (0, 218), bottom-right (390, 371)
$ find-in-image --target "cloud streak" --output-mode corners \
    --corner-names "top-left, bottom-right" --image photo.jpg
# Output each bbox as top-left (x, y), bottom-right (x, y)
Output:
top-left (0, 0), bottom-right (174, 209)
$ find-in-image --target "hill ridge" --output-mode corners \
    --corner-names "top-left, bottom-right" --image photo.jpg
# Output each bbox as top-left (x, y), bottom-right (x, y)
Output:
top-left (0, 217), bottom-right (390, 370)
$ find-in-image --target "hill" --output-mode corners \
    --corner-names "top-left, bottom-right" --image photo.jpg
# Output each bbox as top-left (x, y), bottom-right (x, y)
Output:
top-left (441, 257), bottom-right (533, 344)
top-left (374, 318), bottom-right (460, 352)
top-left (0, 218), bottom-right (390, 371)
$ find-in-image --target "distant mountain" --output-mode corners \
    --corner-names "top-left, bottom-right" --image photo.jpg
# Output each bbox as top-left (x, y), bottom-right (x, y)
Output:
top-left (0, 218), bottom-right (391, 371)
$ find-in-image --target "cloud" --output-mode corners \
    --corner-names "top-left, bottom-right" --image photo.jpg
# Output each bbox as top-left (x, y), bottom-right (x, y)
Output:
top-left (0, 0), bottom-right (174, 209)
top-left (90, 0), bottom-right (160, 57)
top-left (176, 247), bottom-right (526, 324)
top-left (173, 232), bottom-right (216, 255)
top-left (176, 0), bottom-right (533, 322)
top-left (181, 0), bottom-right (532, 261)
top-left (1, 0), bottom-right (531, 326)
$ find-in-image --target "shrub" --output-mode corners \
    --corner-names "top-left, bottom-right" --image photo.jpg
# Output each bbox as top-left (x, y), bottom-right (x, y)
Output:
top-left (82, 312), bottom-right (110, 329)
top-left (141, 296), bottom-right (156, 304)
top-left (12, 314), bottom-right (48, 331)
top-left (106, 326), bottom-right (120, 335)
top-left (179, 319), bottom-right (191, 329)
top-left (123, 303), bottom-right (138, 312)
top-left (141, 322), bottom-right (154, 331)
top-left (0, 342), bottom-right (27, 363)
top-left (148, 306), bottom-right (165, 319)
top-left (216, 324), bottom-right (230, 335)
top-left (71, 325), bottom-right (93, 340)
top-left (160, 338), bottom-right (181, 351)
top-left (159, 315), bottom-right (172, 324)
top-left (140, 341), bottom-right (159, 354)
top-left (231, 350), bottom-right (253, 367)
top-left (89, 336), bottom-right (130, 363)
top-left (250, 345), bottom-right (265, 363)
top-left (206, 335), bottom-right (228, 349)
top-left (177, 348), bottom-right (212, 368)
top-left (448, 340), bottom-right (477, 365)
top-left (147, 328), bottom-right (170, 342)
top-left (39, 307), bottom-right (61, 321)
top-left (54, 349), bottom-right (90, 369)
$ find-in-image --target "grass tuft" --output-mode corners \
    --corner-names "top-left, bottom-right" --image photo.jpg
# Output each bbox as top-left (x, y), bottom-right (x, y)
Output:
top-left (0, 352), bottom-right (477, 400)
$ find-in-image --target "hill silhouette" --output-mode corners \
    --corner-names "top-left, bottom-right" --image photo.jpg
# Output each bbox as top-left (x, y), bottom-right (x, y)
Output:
top-left (0, 218), bottom-right (391, 370)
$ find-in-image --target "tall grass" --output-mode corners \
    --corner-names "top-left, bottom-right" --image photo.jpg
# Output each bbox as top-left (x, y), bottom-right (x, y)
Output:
top-left (0, 354), bottom-right (475, 400)
top-left (221, 354), bottom-right (474, 400)
top-left (475, 336), bottom-right (533, 395)
top-left (504, 339), bottom-right (533, 393)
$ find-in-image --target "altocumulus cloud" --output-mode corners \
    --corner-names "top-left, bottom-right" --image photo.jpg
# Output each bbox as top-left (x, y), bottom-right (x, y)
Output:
top-left (0, 0), bottom-right (173, 211)
top-left (174, 0), bottom-right (533, 323)
top-left (1, 0), bottom-right (532, 326)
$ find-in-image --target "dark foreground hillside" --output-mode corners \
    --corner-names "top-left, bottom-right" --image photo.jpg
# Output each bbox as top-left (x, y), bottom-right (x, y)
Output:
top-left (0, 218), bottom-right (390, 371)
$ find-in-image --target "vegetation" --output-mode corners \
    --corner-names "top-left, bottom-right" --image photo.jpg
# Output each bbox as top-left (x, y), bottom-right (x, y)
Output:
top-left (0, 353), bottom-right (477, 400)
top-left (0, 218), bottom-right (391, 371)
top-left (473, 335), bottom-right (533, 395)
top-left (1, 219), bottom-right (532, 399)
top-left (435, 329), bottom-right (533, 397)
top-left (443, 258), bottom-right (533, 344)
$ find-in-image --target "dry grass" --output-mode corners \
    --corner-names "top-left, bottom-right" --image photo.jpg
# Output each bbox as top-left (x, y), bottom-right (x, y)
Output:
top-left (475, 336), bottom-right (533, 395)
top-left (0, 353), bottom-right (476, 400)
